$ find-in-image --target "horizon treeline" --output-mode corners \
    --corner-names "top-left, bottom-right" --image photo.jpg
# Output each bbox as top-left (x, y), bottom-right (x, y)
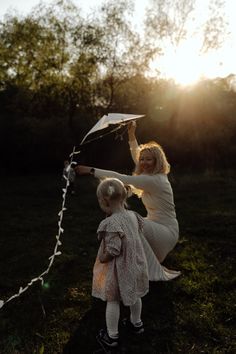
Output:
top-left (1, 0), bottom-right (236, 173)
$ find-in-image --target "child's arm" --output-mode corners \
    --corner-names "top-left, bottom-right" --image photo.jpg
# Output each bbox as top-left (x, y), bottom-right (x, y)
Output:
top-left (98, 232), bottom-right (122, 263)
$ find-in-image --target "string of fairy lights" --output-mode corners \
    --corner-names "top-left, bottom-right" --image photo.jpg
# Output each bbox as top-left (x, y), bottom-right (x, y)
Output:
top-left (0, 120), bottom-right (131, 310)
top-left (0, 147), bottom-right (80, 310)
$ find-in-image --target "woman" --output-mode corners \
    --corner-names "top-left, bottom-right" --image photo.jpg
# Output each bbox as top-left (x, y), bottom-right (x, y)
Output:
top-left (76, 122), bottom-right (180, 281)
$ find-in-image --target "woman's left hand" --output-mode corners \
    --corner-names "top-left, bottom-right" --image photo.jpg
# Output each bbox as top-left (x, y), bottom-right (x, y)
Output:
top-left (75, 165), bottom-right (91, 175)
top-left (128, 121), bottom-right (136, 140)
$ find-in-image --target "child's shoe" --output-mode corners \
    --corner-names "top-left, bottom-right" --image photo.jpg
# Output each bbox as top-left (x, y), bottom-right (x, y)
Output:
top-left (97, 329), bottom-right (119, 347)
top-left (121, 318), bottom-right (144, 334)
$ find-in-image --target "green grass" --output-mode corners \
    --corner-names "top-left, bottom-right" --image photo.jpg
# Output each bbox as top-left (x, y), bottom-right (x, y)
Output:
top-left (0, 171), bottom-right (235, 353)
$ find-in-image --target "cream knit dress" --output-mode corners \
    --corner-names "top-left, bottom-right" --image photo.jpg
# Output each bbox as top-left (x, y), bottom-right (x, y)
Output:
top-left (94, 140), bottom-right (180, 281)
top-left (92, 210), bottom-right (149, 306)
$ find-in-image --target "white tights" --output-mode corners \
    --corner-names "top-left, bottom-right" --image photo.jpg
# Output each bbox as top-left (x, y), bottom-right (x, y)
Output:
top-left (106, 298), bottom-right (142, 338)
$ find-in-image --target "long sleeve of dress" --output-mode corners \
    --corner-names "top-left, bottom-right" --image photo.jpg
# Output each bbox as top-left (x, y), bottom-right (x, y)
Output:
top-left (94, 168), bottom-right (156, 192)
top-left (128, 138), bottom-right (140, 165)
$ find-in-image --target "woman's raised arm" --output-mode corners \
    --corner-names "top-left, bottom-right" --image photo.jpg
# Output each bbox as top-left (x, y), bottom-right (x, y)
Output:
top-left (128, 122), bottom-right (140, 165)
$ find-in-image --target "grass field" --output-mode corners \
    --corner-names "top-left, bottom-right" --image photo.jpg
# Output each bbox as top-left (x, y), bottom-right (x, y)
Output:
top-left (0, 171), bottom-right (235, 353)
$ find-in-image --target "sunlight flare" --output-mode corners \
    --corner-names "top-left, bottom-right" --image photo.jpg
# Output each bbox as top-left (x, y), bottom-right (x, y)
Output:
top-left (151, 39), bottom-right (204, 86)
top-left (151, 34), bottom-right (236, 86)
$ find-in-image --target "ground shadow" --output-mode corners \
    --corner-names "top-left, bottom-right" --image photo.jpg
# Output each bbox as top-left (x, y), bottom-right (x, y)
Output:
top-left (63, 281), bottom-right (177, 354)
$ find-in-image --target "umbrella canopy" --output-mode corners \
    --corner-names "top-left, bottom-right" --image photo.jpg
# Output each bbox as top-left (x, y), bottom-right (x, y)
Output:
top-left (81, 113), bottom-right (145, 144)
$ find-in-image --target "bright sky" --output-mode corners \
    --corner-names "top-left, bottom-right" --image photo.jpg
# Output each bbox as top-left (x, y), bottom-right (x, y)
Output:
top-left (0, 0), bottom-right (146, 19)
top-left (153, 0), bottom-right (236, 85)
top-left (0, 0), bottom-right (236, 86)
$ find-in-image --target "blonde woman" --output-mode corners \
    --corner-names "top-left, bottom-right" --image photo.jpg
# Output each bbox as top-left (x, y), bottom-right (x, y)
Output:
top-left (76, 122), bottom-right (180, 281)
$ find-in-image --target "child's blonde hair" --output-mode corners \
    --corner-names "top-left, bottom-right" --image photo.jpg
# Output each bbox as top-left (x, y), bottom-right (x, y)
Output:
top-left (135, 141), bottom-right (170, 175)
top-left (97, 178), bottom-right (127, 205)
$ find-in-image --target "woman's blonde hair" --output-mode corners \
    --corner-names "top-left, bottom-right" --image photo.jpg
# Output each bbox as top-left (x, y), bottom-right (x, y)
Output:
top-left (134, 141), bottom-right (170, 175)
top-left (97, 178), bottom-right (127, 204)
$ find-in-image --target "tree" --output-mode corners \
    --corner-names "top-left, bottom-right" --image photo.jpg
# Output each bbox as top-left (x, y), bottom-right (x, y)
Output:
top-left (144, 0), bottom-right (195, 48)
top-left (201, 0), bottom-right (229, 52)
top-left (143, 0), bottom-right (229, 66)
top-left (87, 0), bottom-right (156, 112)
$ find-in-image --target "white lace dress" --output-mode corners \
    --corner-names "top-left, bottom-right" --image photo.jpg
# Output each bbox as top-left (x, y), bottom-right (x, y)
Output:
top-left (93, 139), bottom-right (181, 281)
top-left (92, 210), bottom-right (149, 306)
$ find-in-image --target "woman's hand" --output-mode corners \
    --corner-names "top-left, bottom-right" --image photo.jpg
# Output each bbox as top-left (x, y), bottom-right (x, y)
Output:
top-left (128, 121), bottom-right (137, 141)
top-left (75, 165), bottom-right (91, 175)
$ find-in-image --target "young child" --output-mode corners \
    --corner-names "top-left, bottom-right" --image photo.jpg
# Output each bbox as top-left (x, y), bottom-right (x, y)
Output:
top-left (63, 160), bottom-right (76, 195)
top-left (93, 178), bottom-right (149, 348)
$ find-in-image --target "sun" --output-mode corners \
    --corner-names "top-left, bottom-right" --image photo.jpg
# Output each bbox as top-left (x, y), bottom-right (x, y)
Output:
top-left (150, 34), bottom-right (236, 86)
top-left (153, 41), bottom-right (204, 86)
top-left (146, 0), bottom-right (236, 85)
top-left (150, 39), bottom-right (208, 86)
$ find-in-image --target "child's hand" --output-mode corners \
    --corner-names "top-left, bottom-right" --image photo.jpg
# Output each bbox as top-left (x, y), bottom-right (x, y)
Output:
top-left (99, 252), bottom-right (114, 263)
